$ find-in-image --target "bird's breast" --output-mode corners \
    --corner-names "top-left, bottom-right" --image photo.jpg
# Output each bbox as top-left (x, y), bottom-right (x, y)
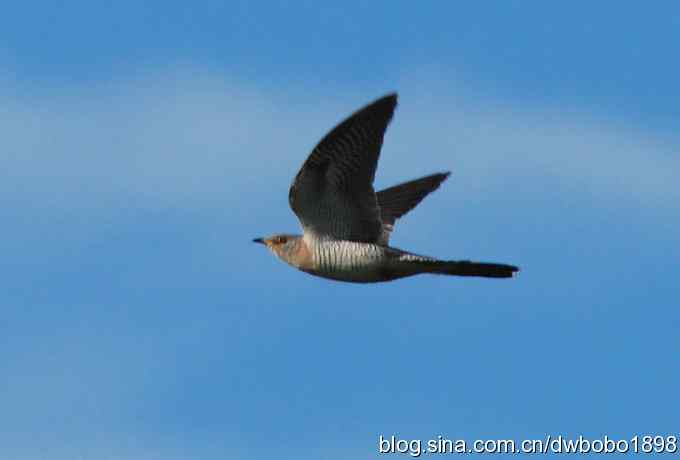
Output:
top-left (303, 239), bottom-right (392, 282)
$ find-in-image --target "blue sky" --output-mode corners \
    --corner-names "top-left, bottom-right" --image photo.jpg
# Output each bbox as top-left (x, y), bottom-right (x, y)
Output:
top-left (2, 2), bottom-right (679, 459)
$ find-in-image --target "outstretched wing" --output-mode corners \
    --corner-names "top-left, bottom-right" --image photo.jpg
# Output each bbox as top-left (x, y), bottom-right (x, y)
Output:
top-left (376, 172), bottom-right (450, 243)
top-left (289, 94), bottom-right (397, 242)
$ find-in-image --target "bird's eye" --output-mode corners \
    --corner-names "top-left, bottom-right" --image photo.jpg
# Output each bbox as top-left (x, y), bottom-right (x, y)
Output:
top-left (275, 236), bottom-right (287, 244)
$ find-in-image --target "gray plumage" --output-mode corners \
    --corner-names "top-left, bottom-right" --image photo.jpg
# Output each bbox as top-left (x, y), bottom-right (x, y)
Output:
top-left (254, 93), bottom-right (519, 283)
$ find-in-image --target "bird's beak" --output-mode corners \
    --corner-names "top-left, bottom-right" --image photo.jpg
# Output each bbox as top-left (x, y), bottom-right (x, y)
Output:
top-left (252, 237), bottom-right (265, 245)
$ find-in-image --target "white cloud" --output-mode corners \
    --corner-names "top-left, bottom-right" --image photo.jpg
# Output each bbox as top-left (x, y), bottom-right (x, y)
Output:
top-left (1, 69), bottom-right (678, 217)
top-left (384, 87), bottom-right (680, 207)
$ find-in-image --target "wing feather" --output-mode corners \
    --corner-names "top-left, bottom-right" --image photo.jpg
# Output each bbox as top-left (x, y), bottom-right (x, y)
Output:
top-left (376, 172), bottom-right (450, 243)
top-left (289, 94), bottom-right (397, 242)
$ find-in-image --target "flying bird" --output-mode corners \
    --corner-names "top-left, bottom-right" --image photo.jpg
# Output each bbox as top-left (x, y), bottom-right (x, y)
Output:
top-left (253, 93), bottom-right (519, 283)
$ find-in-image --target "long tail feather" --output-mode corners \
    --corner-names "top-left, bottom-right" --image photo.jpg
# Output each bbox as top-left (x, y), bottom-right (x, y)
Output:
top-left (424, 260), bottom-right (519, 278)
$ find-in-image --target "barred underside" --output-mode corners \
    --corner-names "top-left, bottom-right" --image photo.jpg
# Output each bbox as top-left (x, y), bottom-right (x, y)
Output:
top-left (314, 240), bottom-right (387, 274)
top-left (303, 239), bottom-right (437, 282)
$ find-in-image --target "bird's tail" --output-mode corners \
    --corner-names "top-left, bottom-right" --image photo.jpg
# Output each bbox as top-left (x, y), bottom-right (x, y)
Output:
top-left (419, 259), bottom-right (519, 278)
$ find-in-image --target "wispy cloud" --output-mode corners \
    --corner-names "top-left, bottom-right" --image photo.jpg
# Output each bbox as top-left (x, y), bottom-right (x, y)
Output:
top-left (2, 69), bottom-right (678, 217)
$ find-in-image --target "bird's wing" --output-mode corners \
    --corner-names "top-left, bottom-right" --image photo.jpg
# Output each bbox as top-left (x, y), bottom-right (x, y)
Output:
top-left (376, 172), bottom-right (450, 243)
top-left (289, 94), bottom-right (397, 242)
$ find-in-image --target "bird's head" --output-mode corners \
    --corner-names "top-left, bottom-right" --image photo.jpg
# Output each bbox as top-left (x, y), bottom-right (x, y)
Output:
top-left (252, 234), bottom-right (300, 259)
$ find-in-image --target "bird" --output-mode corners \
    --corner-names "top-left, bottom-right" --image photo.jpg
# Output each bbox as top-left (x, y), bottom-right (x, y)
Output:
top-left (253, 93), bottom-right (519, 283)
